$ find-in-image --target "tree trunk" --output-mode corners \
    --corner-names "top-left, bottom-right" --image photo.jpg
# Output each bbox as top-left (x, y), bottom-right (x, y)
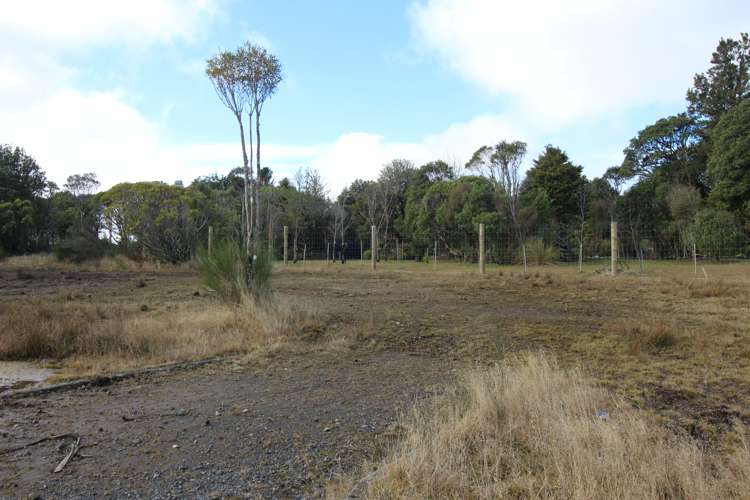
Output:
top-left (237, 113), bottom-right (251, 257)
top-left (255, 109), bottom-right (262, 250)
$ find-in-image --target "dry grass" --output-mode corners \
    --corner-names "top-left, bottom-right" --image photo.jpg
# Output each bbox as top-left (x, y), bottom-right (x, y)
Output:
top-left (687, 279), bottom-right (745, 299)
top-left (0, 253), bottom-right (190, 273)
top-left (346, 354), bottom-right (750, 499)
top-left (0, 295), bottom-right (320, 376)
top-left (618, 320), bottom-right (679, 354)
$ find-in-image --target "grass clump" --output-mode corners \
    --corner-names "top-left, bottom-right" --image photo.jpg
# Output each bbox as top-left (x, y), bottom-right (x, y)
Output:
top-left (620, 321), bottom-right (678, 354)
top-left (353, 354), bottom-right (750, 499)
top-left (198, 240), bottom-right (273, 302)
top-left (523, 237), bottom-right (558, 266)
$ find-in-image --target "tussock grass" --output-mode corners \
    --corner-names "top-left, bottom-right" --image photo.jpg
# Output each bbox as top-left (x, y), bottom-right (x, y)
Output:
top-left (352, 354), bottom-right (750, 499)
top-left (523, 238), bottom-right (558, 266)
top-left (618, 321), bottom-right (679, 354)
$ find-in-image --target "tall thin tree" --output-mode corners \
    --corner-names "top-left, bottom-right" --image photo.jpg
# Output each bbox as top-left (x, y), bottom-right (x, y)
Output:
top-left (241, 43), bottom-right (283, 247)
top-left (467, 140), bottom-right (528, 270)
top-left (206, 50), bottom-right (253, 254)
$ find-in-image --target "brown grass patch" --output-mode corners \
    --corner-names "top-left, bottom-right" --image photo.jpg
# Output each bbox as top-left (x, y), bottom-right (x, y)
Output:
top-left (688, 279), bottom-right (745, 299)
top-left (618, 321), bottom-right (679, 354)
top-left (0, 296), bottom-right (320, 374)
top-left (0, 253), bottom-right (190, 273)
top-left (346, 354), bottom-right (750, 499)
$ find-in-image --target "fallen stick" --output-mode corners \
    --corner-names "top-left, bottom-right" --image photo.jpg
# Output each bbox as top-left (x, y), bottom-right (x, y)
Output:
top-left (54, 436), bottom-right (80, 473)
top-left (0, 433), bottom-right (78, 455)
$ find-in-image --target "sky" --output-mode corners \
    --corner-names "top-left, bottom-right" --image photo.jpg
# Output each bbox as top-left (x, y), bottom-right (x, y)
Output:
top-left (1, 0), bottom-right (749, 196)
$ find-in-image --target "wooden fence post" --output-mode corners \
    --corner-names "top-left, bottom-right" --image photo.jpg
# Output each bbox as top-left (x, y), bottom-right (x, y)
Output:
top-left (283, 226), bottom-right (288, 266)
top-left (693, 242), bottom-right (698, 274)
top-left (479, 223), bottom-right (485, 275)
top-left (433, 240), bottom-right (437, 268)
top-left (207, 226), bottom-right (213, 257)
top-left (371, 225), bottom-right (377, 271)
top-left (611, 221), bottom-right (618, 276)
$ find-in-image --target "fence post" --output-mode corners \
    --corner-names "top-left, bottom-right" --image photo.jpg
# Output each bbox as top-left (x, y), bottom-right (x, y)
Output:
top-left (693, 242), bottom-right (698, 274)
top-left (434, 240), bottom-right (437, 268)
top-left (371, 225), bottom-right (377, 271)
top-left (283, 225), bottom-right (288, 266)
top-left (303, 243), bottom-right (307, 266)
top-left (207, 225), bottom-right (213, 257)
top-left (326, 241), bottom-right (330, 265)
top-left (611, 221), bottom-right (618, 276)
top-left (479, 223), bottom-right (485, 275)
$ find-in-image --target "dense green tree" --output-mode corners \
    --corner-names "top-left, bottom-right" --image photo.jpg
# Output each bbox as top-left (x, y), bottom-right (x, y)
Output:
top-left (0, 199), bottom-right (34, 253)
top-left (100, 182), bottom-right (207, 262)
top-left (522, 145), bottom-right (585, 225)
top-left (621, 114), bottom-right (705, 190)
top-left (707, 98), bottom-right (750, 222)
top-left (687, 33), bottom-right (750, 125)
top-left (0, 145), bottom-right (48, 203)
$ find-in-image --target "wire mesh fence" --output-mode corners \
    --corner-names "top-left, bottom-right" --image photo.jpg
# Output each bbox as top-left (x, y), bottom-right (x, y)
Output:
top-left (202, 221), bottom-right (749, 271)
top-left (256, 223), bottom-right (749, 268)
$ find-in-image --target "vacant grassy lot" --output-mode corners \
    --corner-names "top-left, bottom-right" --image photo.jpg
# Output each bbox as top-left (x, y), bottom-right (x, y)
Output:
top-left (0, 255), bottom-right (321, 379)
top-left (1, 255), bottom-right (749, 496)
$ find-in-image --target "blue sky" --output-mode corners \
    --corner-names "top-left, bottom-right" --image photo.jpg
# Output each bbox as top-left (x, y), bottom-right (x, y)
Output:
top-left (2, 0), bottom-right (749, 195)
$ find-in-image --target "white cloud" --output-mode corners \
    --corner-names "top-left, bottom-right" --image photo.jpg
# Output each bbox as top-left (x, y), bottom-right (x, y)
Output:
top-left (410, 0), bottom-right (750, 124)
top-left (2, 83), bottom-right (526, 196)
top-left (309, 114), bottom-right (528, 195)
top-left (0, 0), bottom-right (219, 47)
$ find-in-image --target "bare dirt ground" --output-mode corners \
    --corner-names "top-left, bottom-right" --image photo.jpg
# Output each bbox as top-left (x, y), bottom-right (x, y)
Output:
top-left (1, 261), bottom-right (749, 498)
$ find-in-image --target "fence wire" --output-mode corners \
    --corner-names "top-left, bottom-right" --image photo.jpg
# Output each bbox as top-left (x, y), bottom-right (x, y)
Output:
top-left (256, 224), bottom-right (749, 266)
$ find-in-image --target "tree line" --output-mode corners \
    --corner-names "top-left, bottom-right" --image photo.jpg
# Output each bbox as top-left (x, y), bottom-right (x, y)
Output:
top-left (1, 34), bottom-right (748, 263)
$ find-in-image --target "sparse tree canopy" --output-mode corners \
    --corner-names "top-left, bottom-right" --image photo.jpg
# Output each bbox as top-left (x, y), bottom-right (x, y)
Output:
top-left (467, 140), bottom-right (527, 229)
top-left (64, 173), bottom-right (100, 197)
top-left (206, 50), bottom-right (245, 121)
top-left (240, 43), bottom-right (283, 240)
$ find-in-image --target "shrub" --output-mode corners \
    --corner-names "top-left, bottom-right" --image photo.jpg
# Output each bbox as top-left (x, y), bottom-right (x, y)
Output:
top-left (363, 249), bottom-right (372, 261)
top-left (251, 245), bottom-right (273, 291)
top-left (54, 233), bottom-right (113, 263)
top-left (523, 237), bottom-right (558, 266)
top-left (198, 240), bottom-right (273, 303)
top-left (197, 240), bottom-right (250, 303)
top-left (689, 208), bottom-right (744, 259)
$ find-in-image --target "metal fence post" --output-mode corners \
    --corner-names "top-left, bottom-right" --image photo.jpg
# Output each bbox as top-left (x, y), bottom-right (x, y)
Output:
top-left (371, 225), bottom-right (377, 271)
top-left (207, 225), bottom-right (213, 257)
